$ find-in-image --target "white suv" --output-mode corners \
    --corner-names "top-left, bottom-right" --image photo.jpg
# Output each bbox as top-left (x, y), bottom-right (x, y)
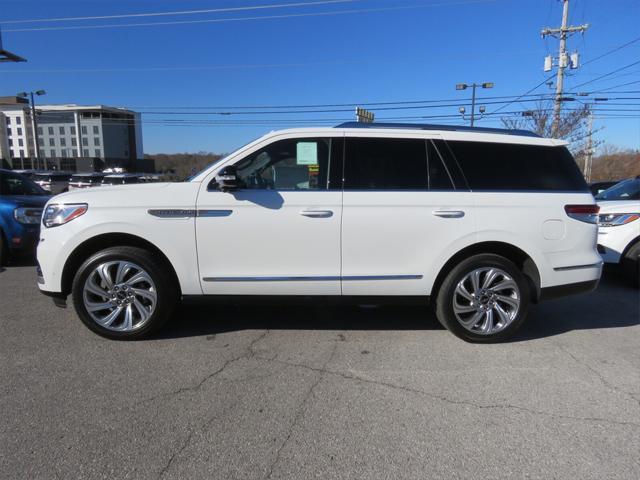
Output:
top-left (596, 177), bottom-right (640, 287)
top-left (36, 123), bottom-right (602, 342)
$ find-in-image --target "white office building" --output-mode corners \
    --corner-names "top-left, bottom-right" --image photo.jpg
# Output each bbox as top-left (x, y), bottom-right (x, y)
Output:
top-left (0, 96), bottom-right (144, 171)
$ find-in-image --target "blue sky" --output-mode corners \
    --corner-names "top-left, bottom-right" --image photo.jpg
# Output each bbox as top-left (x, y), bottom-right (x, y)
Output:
top-left (1, 0), bottom-right (638, 154)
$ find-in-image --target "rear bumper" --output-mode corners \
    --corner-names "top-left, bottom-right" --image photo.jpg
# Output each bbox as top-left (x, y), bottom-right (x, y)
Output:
top-left (539, 278), bottom-right (599, 301)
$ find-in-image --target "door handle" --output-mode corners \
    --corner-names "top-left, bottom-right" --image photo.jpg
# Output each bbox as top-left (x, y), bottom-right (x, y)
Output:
top-left (433, 210), bottom-right (465, 218)
top-left (300, 210), bottom-right (333, 218)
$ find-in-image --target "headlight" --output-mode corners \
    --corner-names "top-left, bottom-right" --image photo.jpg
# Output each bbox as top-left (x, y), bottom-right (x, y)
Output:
top-left (598, 213), bottom-right (640, 227)
top-left (13, 207), bottom-right (43, 225)
top-left (43, 203), bottom-right (88, 228)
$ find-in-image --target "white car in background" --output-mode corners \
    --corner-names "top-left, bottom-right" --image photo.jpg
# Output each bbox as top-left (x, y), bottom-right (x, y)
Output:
top-left (596, 177), bottom-right (640, 287)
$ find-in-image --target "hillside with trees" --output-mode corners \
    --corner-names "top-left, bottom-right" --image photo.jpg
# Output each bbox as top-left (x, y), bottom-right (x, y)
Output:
top-left (145, 152), bottom-right (223, 180)
top-left (589, 146), bottom-right (640, 182)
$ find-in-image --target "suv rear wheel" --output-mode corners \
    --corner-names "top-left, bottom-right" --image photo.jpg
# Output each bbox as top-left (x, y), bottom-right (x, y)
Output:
top-left (435, 254), bottom-right (530, 343)
top-left (71, 246), bottom-right (178, 340)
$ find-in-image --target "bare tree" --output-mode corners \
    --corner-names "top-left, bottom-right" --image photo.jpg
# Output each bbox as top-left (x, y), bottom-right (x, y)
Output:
top-left (501, 101), bottom-right (591, 146)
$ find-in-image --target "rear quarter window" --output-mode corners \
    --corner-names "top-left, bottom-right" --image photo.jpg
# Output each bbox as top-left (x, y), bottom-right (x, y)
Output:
top-left (446, 141), bottom-right (588, 192)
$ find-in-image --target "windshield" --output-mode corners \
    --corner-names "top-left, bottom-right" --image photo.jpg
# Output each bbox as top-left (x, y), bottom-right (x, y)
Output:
top-left (0, 171), bottom-right (48, 196)
top-left (595, 178), bottom-right (640, 201)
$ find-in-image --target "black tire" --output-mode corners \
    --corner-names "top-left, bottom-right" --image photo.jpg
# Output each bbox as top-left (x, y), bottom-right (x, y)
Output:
top-left (435, 254), bottom-right (530, 343)
top-left (72, 246), bottom-right (178, 340)
top-left (621, 241), bottom-right (640, 289)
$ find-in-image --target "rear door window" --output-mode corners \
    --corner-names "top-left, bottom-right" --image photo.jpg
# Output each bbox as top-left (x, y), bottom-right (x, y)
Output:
top-left (344, 137), bottom-right (428, 190)
top-left (446, 141), bottom-right (588, 191)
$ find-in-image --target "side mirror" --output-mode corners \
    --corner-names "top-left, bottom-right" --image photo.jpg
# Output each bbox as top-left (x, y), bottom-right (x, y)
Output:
top-left (214, 165), bottom-right (238, 192)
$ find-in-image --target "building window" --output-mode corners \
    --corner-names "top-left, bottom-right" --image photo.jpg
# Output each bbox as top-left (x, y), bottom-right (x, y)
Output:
top-left (10, 149), bottom-right (15, 157)
top-left (83, 149), bottom-right (89, 157)
top-left (70, 126), bottom-right (76, 135)
top-left (18, 139), bottom-right (24, 147)
top-left (48, 127), bottom-right (54, 135)
top-left (59, 126), bottom-right (65, 135)
top-left (82, 137), bottom-right (88, 146)
top-left (17, 128), bottom-right (22, 135)
top-left (6, 128), bottom-right (11, 136)
top-left (50, 150), bottom-right (56, 157)
top-left (71, 138), bottom-right (77, 146)
top-left (16, 117), bottom-right (21, 125)
top-left (8, 139), bottom-right (13, 146)
top-left (38, 138), bottom-right (44, 147)
top-left (94, 137), bottom-right (100, 146)
top-left (95, 149), bottom-right (101, 157)
top-left (37, 127), bottom-right (43, 135)
top-left (60, 138), bottom-right (66, 146)
top-left (72, 150), bottom-right (77, 158)
top-left (81, 126), bottom-right (87, 135)
top-left (49, 138), bottom-right (55, 146)
top-left (19, 150), bottom-right (24, 157)
top-left (5, 117), bottom-right (10, 125)
top-left (61, 149), bottom-right (67, 157)
top-left (93, 125), bottom-right (99, 134)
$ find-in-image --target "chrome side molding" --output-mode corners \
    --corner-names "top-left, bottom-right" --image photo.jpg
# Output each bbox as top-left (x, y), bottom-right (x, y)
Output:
top-left (202, 275), bottom-right (423, 282)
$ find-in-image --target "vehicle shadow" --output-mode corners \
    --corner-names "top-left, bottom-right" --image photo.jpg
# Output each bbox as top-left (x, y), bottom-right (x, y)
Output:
top-left (0, 256), bottom-right (37, 271)
top-left (157, 267), bottom-right (639, 342)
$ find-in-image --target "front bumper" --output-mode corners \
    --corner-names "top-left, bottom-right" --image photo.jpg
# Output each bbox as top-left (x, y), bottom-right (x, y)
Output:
top-left (8, 226), bottom-right (40, 255)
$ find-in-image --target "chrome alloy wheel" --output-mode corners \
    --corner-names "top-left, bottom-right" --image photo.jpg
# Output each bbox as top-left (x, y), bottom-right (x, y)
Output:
top-left (82, 261), bottom-right (157, 332)
top-left (452, 267), bottom-right (520, 335)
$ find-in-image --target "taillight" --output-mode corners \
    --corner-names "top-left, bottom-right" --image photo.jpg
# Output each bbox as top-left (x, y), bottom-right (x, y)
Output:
top-left (565, 204), bottom-right (599, 224)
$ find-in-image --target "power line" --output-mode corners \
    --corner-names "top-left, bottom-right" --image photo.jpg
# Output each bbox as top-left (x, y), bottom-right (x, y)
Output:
top-left (482, 74), bottom-right (556, 115)
top-left (2, 0), bottom-right (499, 33)
top-left (130, 93), bottom-right (561, 110)
top-left (571, 59), bottom-right (640, 89)
top-left (591, 80), bottom-right (640, 92)
top-left (580, 35), bottom-right (640, 67)
top-left (0, 0), bottom-right (359, 24)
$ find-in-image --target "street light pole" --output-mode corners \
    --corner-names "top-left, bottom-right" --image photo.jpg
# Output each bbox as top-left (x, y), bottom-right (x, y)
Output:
top-left (456, 82), bottom-right (494, 127)
top-left (17, 90), bottom-right (45, 170)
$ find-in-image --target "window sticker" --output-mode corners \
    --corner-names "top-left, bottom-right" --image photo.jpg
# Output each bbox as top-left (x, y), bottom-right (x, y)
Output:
top-left (296, 142), bottom-right (318, 165)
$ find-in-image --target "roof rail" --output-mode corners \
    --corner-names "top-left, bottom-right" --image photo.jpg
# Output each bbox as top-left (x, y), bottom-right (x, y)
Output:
top-left (335, 122), bottom-right (541, 138)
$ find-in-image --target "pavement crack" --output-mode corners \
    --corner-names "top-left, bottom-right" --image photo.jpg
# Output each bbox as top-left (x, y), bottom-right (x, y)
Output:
top-left (157, 405), bottom-right (232, 479)
top-left (140, 330), bottom-right (270, 406)
top-left (552, 340), bottom-right (640, 410)
top-left (254, 355), bottom-right (640, 429)
top-left (156, 429), bottom-right (196, 480)
top-left (264, 338), bottom-right (340, 479)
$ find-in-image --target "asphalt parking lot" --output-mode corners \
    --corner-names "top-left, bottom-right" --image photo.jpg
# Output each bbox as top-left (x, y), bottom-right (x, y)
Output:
top-left (1, 264), bottom-right (639, 479)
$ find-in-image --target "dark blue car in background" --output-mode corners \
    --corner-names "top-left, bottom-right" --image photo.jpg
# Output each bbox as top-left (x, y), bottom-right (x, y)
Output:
top-left (0, 169), bottom-right (50, 265)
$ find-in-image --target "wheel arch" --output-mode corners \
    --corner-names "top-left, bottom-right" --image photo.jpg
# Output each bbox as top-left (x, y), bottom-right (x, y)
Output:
top-left (431, 241), bottom-right (542, 303)
top-left (60, 232), bottom-right (181, 297)
top-left (621, 235), bottom-right (640, 261)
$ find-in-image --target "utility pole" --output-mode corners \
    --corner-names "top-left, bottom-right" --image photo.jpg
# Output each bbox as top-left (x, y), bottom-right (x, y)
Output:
top-left (584, 110), bottom-right (593, 182)
top-left (542, 0), bottom-right (588, 137)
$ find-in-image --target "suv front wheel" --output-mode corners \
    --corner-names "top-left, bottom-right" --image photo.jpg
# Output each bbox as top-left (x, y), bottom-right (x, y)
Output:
top-left (435, 254), bottom-right (530, 343)
top-left (72, 246), bottom-right (178, 339)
